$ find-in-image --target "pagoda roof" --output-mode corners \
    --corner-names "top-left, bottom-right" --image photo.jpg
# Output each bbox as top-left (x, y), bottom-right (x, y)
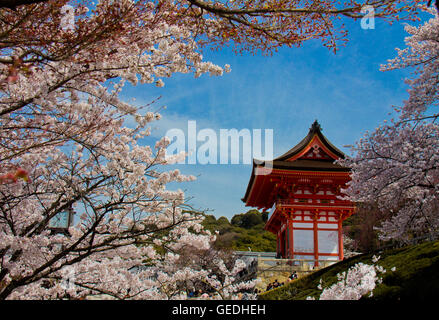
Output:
top-left (256, 159), bottom-right (348, 171)
top-left (273, 120), bottom-right (345, 162)
top-left (241, 120), bottom-right (351, 208)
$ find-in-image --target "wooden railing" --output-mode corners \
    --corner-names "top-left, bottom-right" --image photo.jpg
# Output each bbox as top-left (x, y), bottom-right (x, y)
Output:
top-left (257, 257), bottom-right (338, 275)
top-left (277, 198), bottom-right (352, 207)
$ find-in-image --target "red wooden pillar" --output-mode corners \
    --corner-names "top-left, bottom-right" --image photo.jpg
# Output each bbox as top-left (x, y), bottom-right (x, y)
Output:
top-left (313, 211), bottom-right (319, 267)
top-left (288, 219), bottom-right (294, 259)
top-left (338, 214), bottom-right (344, 260)
top-left (276, 230), bottom-right (280, 257)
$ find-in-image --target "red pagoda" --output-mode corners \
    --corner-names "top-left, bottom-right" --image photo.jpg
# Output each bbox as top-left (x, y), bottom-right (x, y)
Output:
top-left (242, 121), bottom-right (355, 266)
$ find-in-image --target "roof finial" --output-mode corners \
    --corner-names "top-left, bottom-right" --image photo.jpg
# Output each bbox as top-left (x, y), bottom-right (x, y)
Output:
top-left (310, 120), bottom-right (322, 132)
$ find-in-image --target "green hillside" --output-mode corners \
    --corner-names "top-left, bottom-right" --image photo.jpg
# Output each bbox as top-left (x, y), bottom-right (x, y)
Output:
top-left (201, 209), bottom-right (277, 252)
top-left (259, 240), bottom-right (439, 300)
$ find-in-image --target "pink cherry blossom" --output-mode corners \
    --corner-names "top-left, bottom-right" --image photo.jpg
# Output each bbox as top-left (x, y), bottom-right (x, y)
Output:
top-left (339, 9), bottom-right (439, 243)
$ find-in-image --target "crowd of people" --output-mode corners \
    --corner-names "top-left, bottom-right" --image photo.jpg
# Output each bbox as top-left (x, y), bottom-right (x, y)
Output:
top-left (263, 271), bottom-right (298, 292)
top-left (186, 270), bottom-right (300, 298)
top-left (187, 288), bottom-right (258, 300)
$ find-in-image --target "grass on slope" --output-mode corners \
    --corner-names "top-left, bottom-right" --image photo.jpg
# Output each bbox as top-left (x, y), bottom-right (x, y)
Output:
top-left (259, 240), bottom-right (439, 300)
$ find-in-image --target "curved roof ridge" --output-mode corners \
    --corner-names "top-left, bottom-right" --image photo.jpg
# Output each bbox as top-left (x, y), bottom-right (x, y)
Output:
top-left (274, 120), bottom-right (345, 161)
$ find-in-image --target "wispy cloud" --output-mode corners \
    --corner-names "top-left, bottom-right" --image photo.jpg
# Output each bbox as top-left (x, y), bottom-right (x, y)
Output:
top-left (117, 19), bottom-right (413, 219)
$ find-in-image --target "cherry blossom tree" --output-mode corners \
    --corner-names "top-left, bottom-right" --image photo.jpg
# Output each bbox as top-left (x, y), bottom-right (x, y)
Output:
top-left (340, 9), bottom-right (439, 243)
top-left (167, 245), bottom-right (257, 299)
top-left (0, 0), bottom-right (426, 58)
top-left (0, 0), bottom-right (427, 300)
top-left (308, 256), bottom-right (391, 300)
top-left (0, 0), bottom-right (235, 300)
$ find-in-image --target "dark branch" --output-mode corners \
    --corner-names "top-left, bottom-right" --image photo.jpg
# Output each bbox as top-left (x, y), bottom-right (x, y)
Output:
top-left (0, 0), bottom-right (48, 9)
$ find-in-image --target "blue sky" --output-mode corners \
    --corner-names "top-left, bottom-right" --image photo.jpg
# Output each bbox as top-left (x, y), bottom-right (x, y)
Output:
top-left (122, 14), bottom-right (425, 220)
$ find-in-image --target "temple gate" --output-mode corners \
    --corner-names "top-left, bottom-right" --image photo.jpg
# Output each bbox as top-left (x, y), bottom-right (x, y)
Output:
top-left (242, 121), bottom-right (355, 267)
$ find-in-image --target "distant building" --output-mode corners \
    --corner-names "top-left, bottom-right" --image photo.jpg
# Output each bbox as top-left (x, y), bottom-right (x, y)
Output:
top-left (242, 121), bottom-right (355, 266)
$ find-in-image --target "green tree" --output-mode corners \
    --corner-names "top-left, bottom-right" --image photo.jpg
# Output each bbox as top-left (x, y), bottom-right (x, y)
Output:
top-left (231, 209), bottom-right (263, 229)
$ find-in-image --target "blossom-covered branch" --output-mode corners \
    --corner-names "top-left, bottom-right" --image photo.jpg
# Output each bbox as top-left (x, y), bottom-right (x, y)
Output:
top-left (340, 9), bottom-right (439, 242)
top-left (0, 0), bottom-right (232, 299)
